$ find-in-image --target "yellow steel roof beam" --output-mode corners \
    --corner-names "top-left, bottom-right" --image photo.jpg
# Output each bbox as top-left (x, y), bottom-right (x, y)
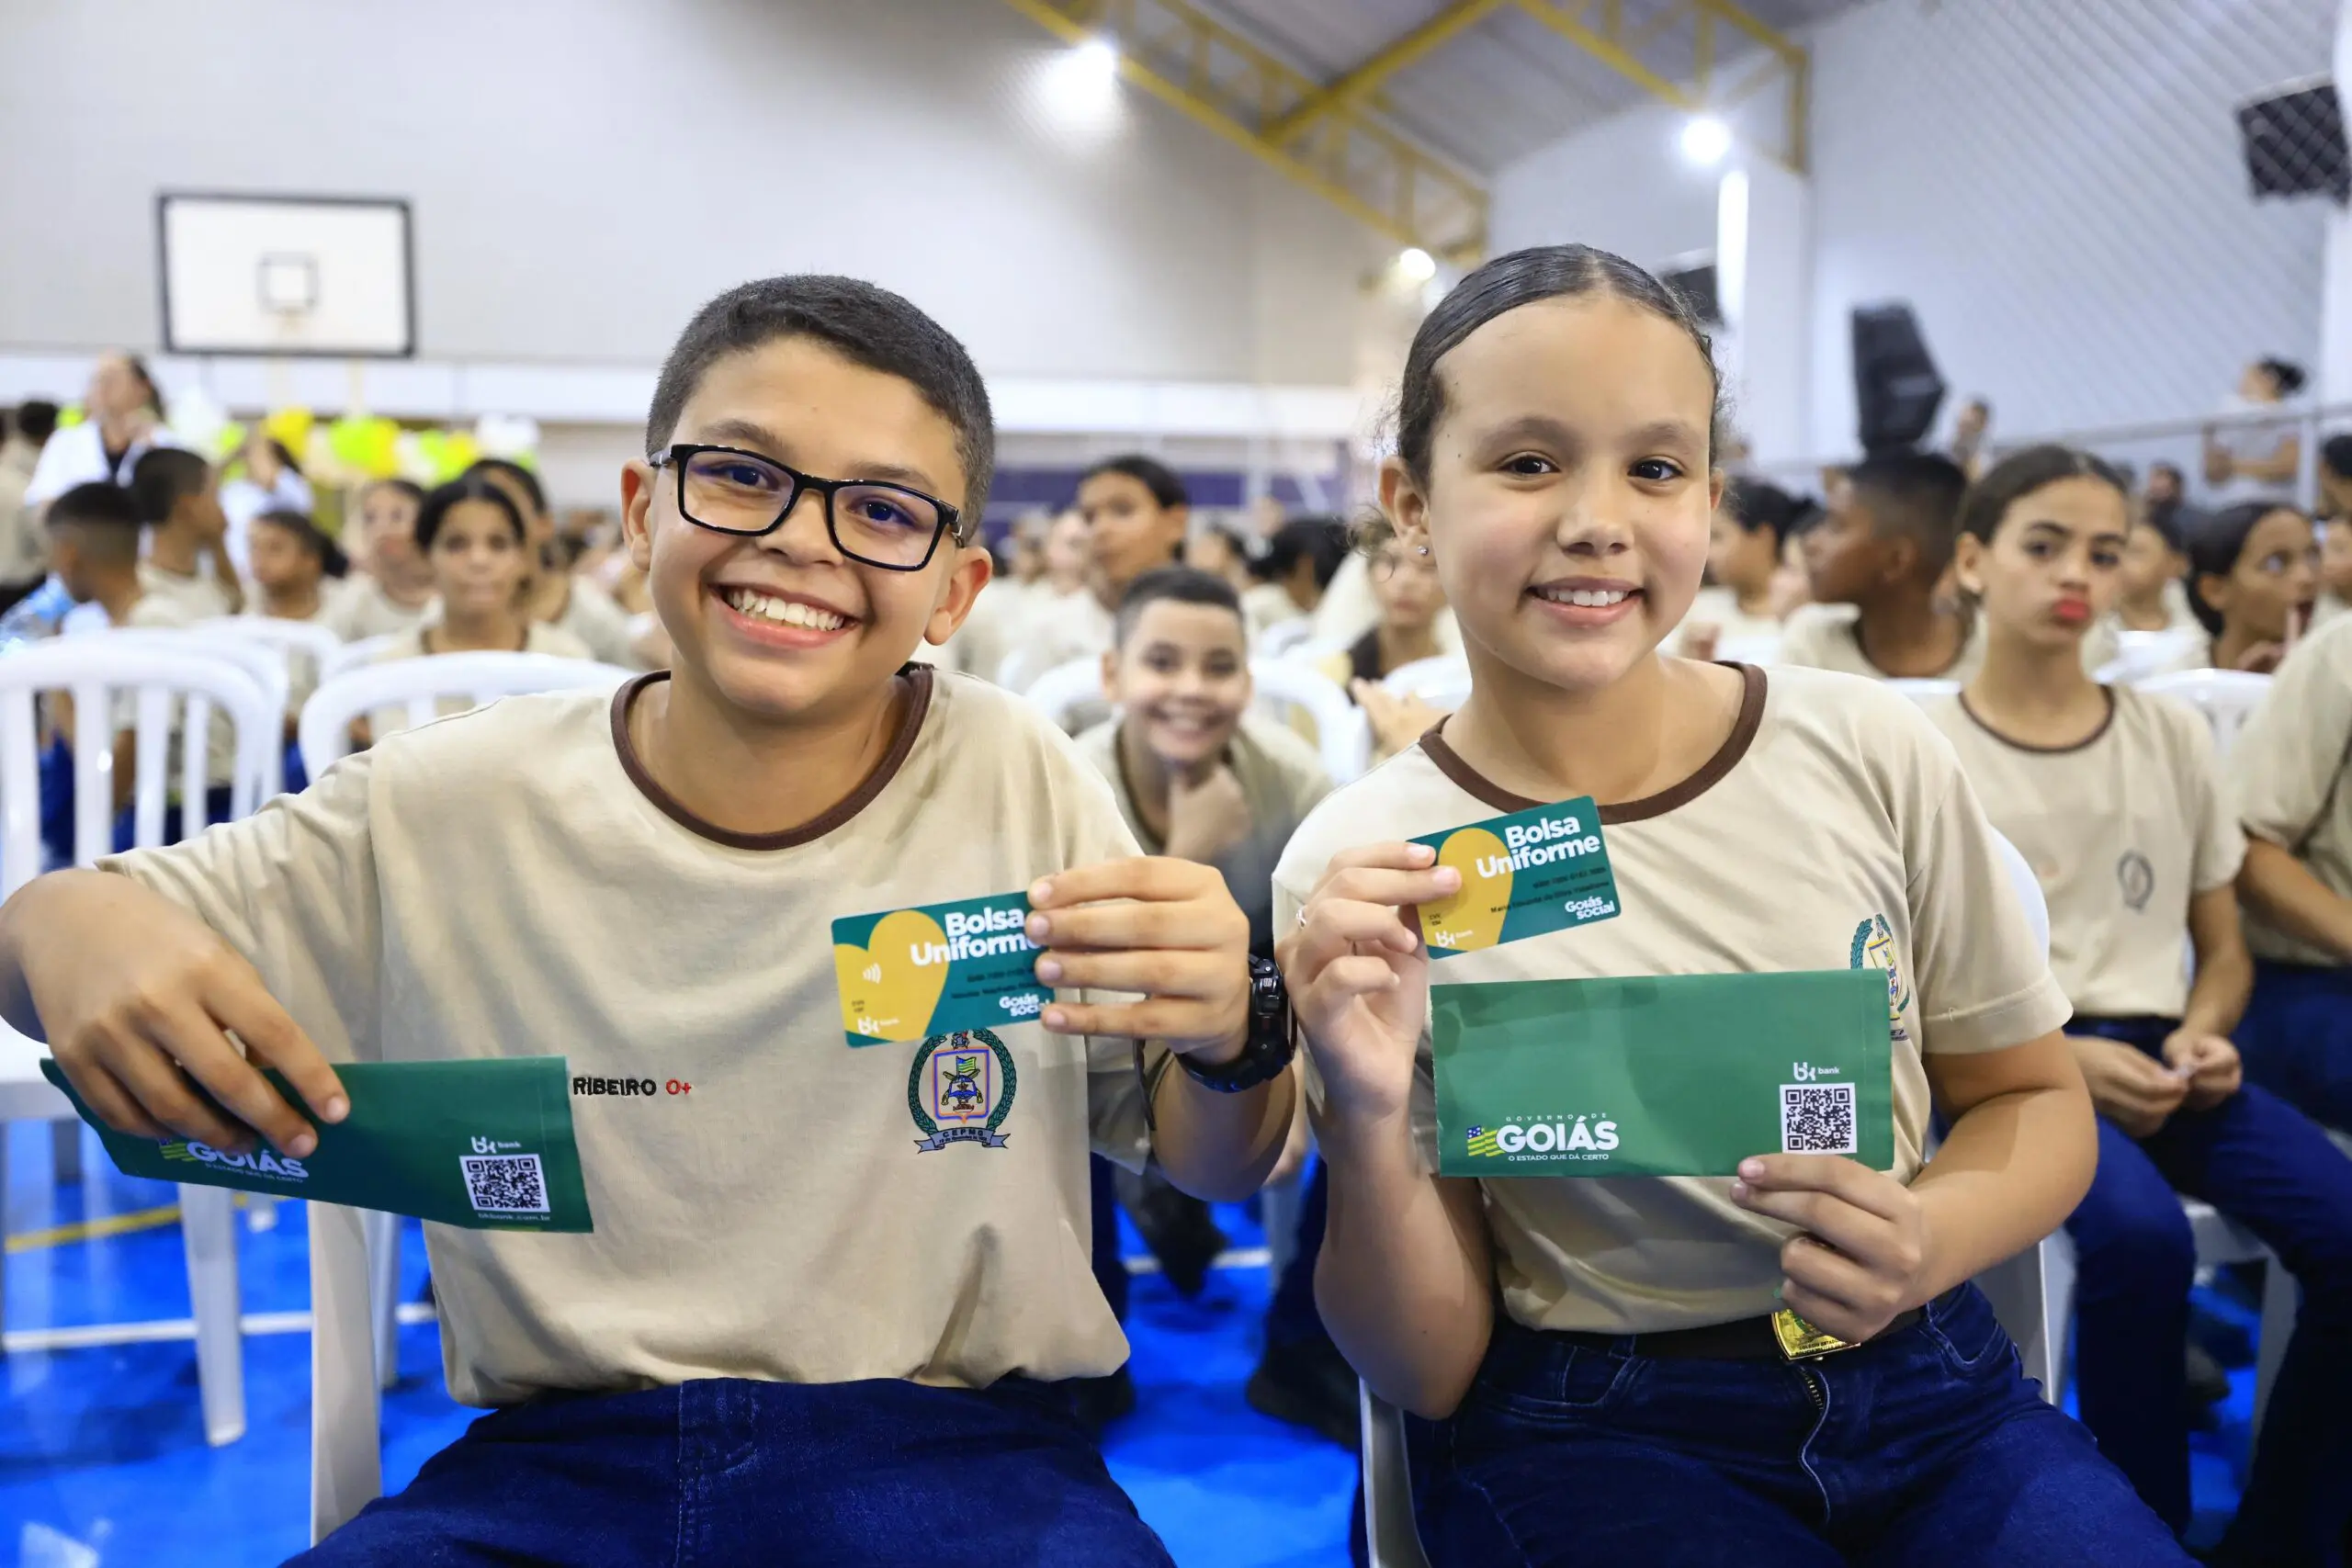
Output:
top-left (1262, 0), bottom-right (1515, 145)
top-left (1511, 0), bottom-right (1807, 172)
top-left (993, 0), bottom-right (1488, 262)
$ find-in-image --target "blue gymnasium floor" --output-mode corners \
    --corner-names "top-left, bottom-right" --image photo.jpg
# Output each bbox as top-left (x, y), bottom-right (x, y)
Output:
top-left (3, 1126), bottom-right (2254, 1567)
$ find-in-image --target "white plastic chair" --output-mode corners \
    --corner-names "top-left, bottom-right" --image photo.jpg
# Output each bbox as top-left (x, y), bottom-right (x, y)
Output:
top-left (98, 629), bottom-right (292, 798)
top-left (201, 615), bottom-right (346, 675)
top-left (1015, 658), bottom-right (1111, 735)
top-left (993, 642), bottom-right (1062, 695)
top-left (1382, 655), bottom-right (1472, 710)
top-left (2137, 668), bottom-right (2270, 759)
top-left (1250, 658), bottom-right (1371, 784)
top-left (299, 651), bottom-right (636, 784)
top-left (1359, 829), bottom-right (2067, 1566)
top-left (2098, 627), bottom-right (2209, 685)
top-left (1257, 618), bottom-right (1317, 658)
top-left (1888, 677), bottom-right (1962, 705)
top-left (0, 638), bottom-right (277, 1449)
top-left (320, 634), bottom-right (398, 683)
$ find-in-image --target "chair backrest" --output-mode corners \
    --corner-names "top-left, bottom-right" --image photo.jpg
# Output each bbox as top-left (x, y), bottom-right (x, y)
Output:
top-left (298, 652), bottom-right (636, 784)
top-left (1017, 657), bottom-right (1110, 733)
top-left (98, 629), bottom-right (294, 796)
top-left (1257, 617), bottom-right (1317, 658)
top-left (1888, 677), bottom-right (1962, 705)
top-left (1713, 632), bottom-right (1783, 668)
top-left (994, 642), bottom-right (1059, 694)
top-left (1250, 658), bottom-right (1371, 783)
top-left (0, 638), bottom-right (276, 895)
top-left (201, 615), bottom-right (347, 670)
top-left (2136, 668), bottom-right (2271, 758)
top-left (1358, 1382), bottom-right (1430, 1568)
top-left (1383, 655), bottom-right (1472, 709)
top-left (2102, 626), bottom-right (2208, 684)
top-left (320, 634), bottom-right (399, 682)
top-left (1990, 828), bottom-right (2049, 959)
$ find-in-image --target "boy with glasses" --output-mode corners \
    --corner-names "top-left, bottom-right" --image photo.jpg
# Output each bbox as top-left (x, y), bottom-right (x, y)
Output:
top-left (1, 276), bottom-right (1295, 1566)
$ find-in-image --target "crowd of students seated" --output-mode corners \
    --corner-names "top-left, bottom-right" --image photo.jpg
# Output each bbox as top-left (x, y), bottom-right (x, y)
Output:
top-left (4, 248), bottom-right (2352, 1567)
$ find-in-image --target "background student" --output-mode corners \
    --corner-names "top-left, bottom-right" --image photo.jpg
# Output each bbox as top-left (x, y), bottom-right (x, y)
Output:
top-left (1928, 444), bottom-right (2352, 1557)
top-left (2114, 497), bottom-right (2201, 637)
top-left (245, 507), bottom-right (349, 785)
top-left (2, 273), bottom-right (1292, 1567)
top-left (2184, 501), bottom-right (2318, 673)
top-left (217, 426), bottom-right (314, 580)
top-left (2233, 611), bottom-right (2352, 1134)
top-left (1677, 476), bottom-right (1811, 662)
top-left (1780, 451), bottom-right (1983, 680)
top-left (467, 456), bottom-right (646, 669)
top-left (1077, 565), bottom-right (1351, 1443)
top-left (331, 478), bottom-right (436, 641)
top-left (128, 447), bottom-right (242, 618)
top-left (1242, 515), bottom-right (1350, 645)
top-left (40, 480), bottom-right (236, 843)
top-left (1275, 243), bottom-right (2185, 1566)
top-left (1317, 515), bottom-right (1449, 761)
top-left (0, 399), bottom-right (59, 612)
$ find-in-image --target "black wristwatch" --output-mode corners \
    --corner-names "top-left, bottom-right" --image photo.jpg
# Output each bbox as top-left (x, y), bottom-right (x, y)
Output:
top-left (1178, 954), bottom-right (1295, 1093)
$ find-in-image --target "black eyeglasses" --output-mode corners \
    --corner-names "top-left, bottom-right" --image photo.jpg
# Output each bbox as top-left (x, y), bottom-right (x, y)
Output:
top-left (649, 444), bottom-right (967, 571)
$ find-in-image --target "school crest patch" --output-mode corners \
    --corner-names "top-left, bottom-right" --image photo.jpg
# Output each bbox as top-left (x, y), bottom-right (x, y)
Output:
top-left (1849, 915), bottom-right (1912, 1044)
top-left (2117, 851), bottom-right (2155, 912)
top-left (909, 1030), bottom-right (1017, 1152)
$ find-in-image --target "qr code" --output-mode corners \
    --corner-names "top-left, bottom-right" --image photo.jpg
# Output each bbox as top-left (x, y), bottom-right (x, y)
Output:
top-left (460, 1154), bottom-right (549, 1214)
top-left (1781, 1083), bottom-right (1858, 1155)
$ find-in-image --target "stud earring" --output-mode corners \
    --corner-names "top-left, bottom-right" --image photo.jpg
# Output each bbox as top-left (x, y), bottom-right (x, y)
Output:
top-left (1416, 545), bottom-right (1430, 556)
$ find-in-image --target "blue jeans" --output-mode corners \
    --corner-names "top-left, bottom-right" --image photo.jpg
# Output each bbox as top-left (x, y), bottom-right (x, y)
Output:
top-left (288, 1376), bottom-right (1173, 1567)
top-left (1265, 1157), bottom-right (1330, 1350)
top-left (2068, 1016), bottom-right (2352, 1558)
top-left (2238, 960), bottom-right (2352, 1131)
top-left (1408, 1284), bottom-right (2188, 1567)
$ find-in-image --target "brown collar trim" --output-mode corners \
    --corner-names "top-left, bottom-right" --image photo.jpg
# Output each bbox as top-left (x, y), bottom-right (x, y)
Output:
top-left (1417, 663), bottom-right (1767, 825)
top-left (1955, 684), bottom-right (2117, 755)
top-left (608, 667), bottom-right (934, 851)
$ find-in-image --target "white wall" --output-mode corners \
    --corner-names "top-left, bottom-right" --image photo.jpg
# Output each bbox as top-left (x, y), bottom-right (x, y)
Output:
top-left (1490, 97), bottom-right (1725, 271)
top-left (1487, 0), bottom-right (2336, 459)
top-left (1807, 0), bottom-right (2335, 453)
top-left (0, 0), bottom-right (1379, 388)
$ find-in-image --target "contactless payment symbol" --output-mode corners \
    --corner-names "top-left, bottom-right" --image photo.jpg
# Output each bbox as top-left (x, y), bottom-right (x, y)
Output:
top-left (835, 909), bottom-right (951, 1043)
top-left (909, 1031), bottom-right (1018, 1152)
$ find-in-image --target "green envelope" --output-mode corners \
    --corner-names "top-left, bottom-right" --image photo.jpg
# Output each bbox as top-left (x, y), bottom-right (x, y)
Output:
top-left (1434, 970), bottom-right (1894, 1179)
top-left (41, 1055), bottom-right (594, 1232)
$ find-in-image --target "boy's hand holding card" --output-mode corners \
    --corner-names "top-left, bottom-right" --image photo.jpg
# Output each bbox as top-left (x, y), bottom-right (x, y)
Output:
top-left (831, 860), bottom-right (1254, 1059)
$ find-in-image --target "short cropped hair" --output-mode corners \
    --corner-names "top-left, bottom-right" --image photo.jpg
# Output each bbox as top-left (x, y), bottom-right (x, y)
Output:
top-left (1080, 454), bottom-right (1189, 511)
top-left (645, 276), bottom-right (995, 522)
top-left (253, 507), bottom-right (350, 578)
top-left (1722, 479), bottom-right (1817, 550)
top-left (1255, 516), bottom-right (1351, 592)
top-left (2322, 433), bottom-right (2352, 481)
top-left (10, 400), bottom-right (58, 446)
top-left (465, 457), bottom-right (546, 519)
top-left (1847, 450), bottom-right (1970, 578)
top-left (128, 446), bottom-right (209, 525)
top-left (45, 481), bottom-right (143, 564)
top-left (1114, 565), bottom-right (1244, 646)
top-left (415, 475), bottom-right (529, 552)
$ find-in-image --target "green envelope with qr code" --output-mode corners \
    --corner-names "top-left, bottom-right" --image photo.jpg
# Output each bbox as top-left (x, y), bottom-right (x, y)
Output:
top-left (40, 1055), bottom-right (594, 1232)
top-left (1433, 970), bottom-right (1894, 1179)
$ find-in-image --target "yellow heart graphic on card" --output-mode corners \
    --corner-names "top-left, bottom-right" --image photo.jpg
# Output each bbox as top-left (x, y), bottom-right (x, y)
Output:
top-left (833, 909), bottom-right (950, 1043)
top-left (1419, 827), bottom-right (1511, 953)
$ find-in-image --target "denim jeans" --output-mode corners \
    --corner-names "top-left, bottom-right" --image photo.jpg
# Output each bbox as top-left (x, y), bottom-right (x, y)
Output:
top-left (2238, 960), bottom-right (2352, 1131)
top-left (288, 1375), bottom-right (1173, 1567)
top-left (1408, 1284), bottom-right (2188, 1567)
top-left (2068, 1016), bottom-right (2352, 1560)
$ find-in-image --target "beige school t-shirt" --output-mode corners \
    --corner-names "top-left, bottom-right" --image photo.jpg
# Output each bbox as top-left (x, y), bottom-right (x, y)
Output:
top-left (111, 593), bottom-right (237, 789)
top-left (551, 577), bottom-right (642, 670)
top-left (325, 576), bottom-right (433, 642)
top-left (2233, 613), bottom-right (2352, 965)
top-left (103, 669), bottom-right (1164, 1404)
top-left (1272, 664), bottom-right (2069, 1337)
top-left (138, 562), bottom-right (236, 623)
top-left (1777, 602), bottom-right (1987, 682)
top-left (1076, 711), bottom-right (1331, 955)
top-left (1925, 688), bottom-right (2244, 1017)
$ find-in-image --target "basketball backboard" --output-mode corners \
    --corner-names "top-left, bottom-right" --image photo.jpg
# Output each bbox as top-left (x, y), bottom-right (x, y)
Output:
top-left (157, 193), bottom-right (414, 358)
